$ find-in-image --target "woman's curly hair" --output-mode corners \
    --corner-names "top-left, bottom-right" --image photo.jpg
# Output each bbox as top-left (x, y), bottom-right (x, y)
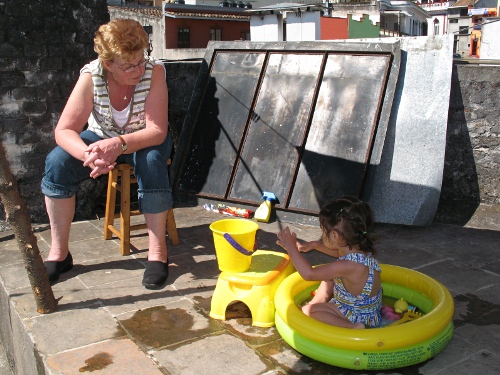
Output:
top-left (94, 18), bottom-right (149, 62)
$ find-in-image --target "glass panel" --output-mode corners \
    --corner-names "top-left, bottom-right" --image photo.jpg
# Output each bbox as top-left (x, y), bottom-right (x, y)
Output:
top-left (289, 53), bottom-right (391, 211)
top-left (177, 52), bottom-right (267, 196)
top-left (229, 53), bottom-right (324, 202)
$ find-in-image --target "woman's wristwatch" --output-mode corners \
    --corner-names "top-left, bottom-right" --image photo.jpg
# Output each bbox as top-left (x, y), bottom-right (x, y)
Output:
top-left (117, 135), bottom-right (127, 154)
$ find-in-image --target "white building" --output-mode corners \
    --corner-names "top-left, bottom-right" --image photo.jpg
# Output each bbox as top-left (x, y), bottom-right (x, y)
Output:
top-left (418, 1), bottom-right (457, 35)
top-left (248, 4), bottom-right (325, 41)
top-left (480, 18), bottom-right (500, 59)
top-left (447, 0), bottom-right (474, 56)
top-left (378, 0), bottom-right (431, 36)
top-left (115, 0), bottom-right (319, 8)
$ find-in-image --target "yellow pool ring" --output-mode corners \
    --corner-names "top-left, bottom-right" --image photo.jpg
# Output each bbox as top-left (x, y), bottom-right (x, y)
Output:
top-left (274, 264), bottom-right (454, 370)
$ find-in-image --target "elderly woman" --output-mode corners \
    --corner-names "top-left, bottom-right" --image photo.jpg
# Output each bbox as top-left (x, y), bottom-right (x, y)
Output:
top-left (41, 19), bottom-right (172, 289)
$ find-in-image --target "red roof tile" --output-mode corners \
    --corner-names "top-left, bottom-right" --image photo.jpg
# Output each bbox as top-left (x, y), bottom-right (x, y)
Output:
top-left (108, 5), bottom-right (163, 18)
top-left (108, 5), bottom-right (250, 20)
top-left (451, 0), bottom-right (478, 7)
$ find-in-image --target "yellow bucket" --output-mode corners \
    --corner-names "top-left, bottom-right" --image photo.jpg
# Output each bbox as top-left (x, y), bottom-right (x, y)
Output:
top-left (209, 219), bottom-right (259, 273)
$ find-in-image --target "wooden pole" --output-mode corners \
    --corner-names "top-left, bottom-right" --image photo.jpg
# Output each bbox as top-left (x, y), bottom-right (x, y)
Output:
top-left (0, 142), bottom-right (57, 313)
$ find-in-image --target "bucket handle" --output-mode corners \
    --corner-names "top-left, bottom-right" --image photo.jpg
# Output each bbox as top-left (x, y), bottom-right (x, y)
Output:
top-left (223, 233), bottom-right (253, 256)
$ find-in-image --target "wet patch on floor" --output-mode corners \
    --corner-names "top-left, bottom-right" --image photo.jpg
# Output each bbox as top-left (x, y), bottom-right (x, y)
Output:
top-left (46, 338), bottom-right (161, 375)
top-left (152, 333), bottom-right (273, 375)
top-left (257, 338), bottom-right (431, 375)
top-left (257, 340), bottom-right (354, 375)
top-left (225, 300), bottom-right (252, 322)
top-left (214, 301), bottom-right (282, 345)
top-left (119, 305), bottom-right (223, 349)
top-left (453, 293), bottom-right (500, 328)
top-left (192, 295), bottom-right (212, 312)
top-left (78, 352), bottom-right (113, 372)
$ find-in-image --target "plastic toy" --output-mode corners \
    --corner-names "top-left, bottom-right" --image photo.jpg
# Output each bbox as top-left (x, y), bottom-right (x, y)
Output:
top-left (210, 219), bottom-right (258, 273)
top-left (381, 305), bottom-right (400, 321)
top-left (217, 204), bottom-right (253, 218)
top-left (274, 264), bottom-right (454, 370)
top-left (254, 192), bottom-right (277, 222)
top-left (394, 298), bottom-right (409, 313)
top-left (388, 310), bottom-right (423, 326)
top-left (210, 250), bottom-right (295, 327)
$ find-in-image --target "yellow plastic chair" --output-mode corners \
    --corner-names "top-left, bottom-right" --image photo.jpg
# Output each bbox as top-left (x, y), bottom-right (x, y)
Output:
top-left (210, 250), bottom-right (295, 327)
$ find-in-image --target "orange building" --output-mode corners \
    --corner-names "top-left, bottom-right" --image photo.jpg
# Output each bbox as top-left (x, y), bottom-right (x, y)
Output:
top-left (320, 17), bottom-right (349, 40)
top-left (468, 6), bottom-right (497, 58)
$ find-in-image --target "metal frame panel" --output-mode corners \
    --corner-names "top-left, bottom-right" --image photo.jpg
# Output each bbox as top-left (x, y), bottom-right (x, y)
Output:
top-left (172, 41), bottom-right (401, 216)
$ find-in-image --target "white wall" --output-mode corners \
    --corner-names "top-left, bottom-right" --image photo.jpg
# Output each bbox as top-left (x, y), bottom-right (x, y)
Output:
top-left (250, 14), bottom-right (283, 41)
top-left (184, 0), bottom-right (318, 8)
top-left (331, 10), bottom-right (380, 24)
top-left (286, 11), bottom-right (320, 41)
top-left (429, 15), bottom-right (447, 36)
top-left (480, 19), bottom-right (500, 59)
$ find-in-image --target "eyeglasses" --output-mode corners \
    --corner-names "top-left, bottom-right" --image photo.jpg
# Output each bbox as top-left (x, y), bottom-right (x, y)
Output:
top-left (112, 57), bottom-right (150, 73)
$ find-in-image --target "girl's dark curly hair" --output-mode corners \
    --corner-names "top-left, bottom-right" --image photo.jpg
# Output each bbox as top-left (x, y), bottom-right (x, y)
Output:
top-left (319, 196), bottom-right (376, 254)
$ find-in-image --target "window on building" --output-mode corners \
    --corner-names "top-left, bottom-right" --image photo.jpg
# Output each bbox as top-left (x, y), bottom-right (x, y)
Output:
top-left (394, 22), bottom-right (398, 31)
top-left (210, 28), bottom-right (222, 41)
top-left (434, 19), bottom-right (440, 35)
top-left (178, 28), bottom-right (190, 48)
top-left (240, 31), bottom-right (250, 40)
top-left (450, 19), bottom-right (458, 23)
top-left (459, 26), bottom-right (469, 35)
top-left (459, 8), bottom-right (468, 17)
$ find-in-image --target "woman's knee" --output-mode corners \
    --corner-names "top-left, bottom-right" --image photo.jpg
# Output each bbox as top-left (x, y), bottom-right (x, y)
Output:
top-left (135, 136), bottom-right (172, 168)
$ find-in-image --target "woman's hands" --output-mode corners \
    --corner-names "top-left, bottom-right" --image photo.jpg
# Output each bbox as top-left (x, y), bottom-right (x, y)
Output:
top-left (83, 137), bottom-right (122, 178)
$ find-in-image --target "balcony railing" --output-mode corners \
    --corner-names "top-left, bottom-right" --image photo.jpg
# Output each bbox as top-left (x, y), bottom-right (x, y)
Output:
top-left (379, 28), bottom-right (400, 37)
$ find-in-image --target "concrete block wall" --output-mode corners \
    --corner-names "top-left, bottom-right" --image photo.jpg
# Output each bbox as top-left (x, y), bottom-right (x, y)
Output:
top-left (0, 0), bottom-right (110, 222)
top-left (435, 63), bottom-right (500, 224)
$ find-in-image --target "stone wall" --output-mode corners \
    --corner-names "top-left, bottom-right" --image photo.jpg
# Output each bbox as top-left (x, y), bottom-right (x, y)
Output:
top-left (0, 0), bottom-right (110, 221)
top-left (435, 63), bottom-right (500, 224)
top-left (0, 1), bottom-right (498, 225)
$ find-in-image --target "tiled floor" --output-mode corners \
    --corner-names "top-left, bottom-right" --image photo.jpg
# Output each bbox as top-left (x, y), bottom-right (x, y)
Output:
top-left (0, 204), bottom-right (499, 375)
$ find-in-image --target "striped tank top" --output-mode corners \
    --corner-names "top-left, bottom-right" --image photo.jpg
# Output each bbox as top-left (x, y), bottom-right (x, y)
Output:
top-left (80, 58), bottom-right (164, 138)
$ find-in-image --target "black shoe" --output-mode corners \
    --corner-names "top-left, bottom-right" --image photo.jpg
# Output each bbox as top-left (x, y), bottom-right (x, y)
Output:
top-left (142, 260), bottom-right (169, 290)
top-left (44, 252), bottom-right (73, 283)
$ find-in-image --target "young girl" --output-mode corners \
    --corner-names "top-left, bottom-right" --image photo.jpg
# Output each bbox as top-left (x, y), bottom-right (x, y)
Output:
top-left (277, 196), bottom-right (382, 329)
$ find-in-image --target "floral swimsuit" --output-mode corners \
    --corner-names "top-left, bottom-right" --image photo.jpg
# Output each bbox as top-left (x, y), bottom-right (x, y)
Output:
top-left (331, 253), bottom-right (382, 327)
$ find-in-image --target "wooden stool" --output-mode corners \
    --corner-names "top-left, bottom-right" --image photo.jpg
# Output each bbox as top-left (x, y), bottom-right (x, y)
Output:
top-left (103, 163), bottom-right (179, 255)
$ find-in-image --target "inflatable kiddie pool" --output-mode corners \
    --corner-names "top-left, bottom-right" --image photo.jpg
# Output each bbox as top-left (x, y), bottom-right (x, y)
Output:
top-left (274, 264), bottom-right (454, 370)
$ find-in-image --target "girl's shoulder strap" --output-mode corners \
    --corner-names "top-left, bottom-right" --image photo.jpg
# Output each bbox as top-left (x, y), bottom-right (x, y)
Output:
top-left (339, 253), bottom-right (381, 272)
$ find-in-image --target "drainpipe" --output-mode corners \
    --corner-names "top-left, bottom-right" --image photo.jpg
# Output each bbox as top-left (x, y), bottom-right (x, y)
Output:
top-left (398, 11), bottom-right (401, 36)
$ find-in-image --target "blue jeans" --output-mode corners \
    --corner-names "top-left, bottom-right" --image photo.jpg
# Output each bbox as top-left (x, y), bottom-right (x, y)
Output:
top-left (41, 130), bottom-right (173, 214)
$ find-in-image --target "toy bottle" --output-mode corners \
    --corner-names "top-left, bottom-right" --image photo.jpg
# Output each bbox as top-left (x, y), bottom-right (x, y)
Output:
top-left (254, 192), bottom-right (276, 222)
